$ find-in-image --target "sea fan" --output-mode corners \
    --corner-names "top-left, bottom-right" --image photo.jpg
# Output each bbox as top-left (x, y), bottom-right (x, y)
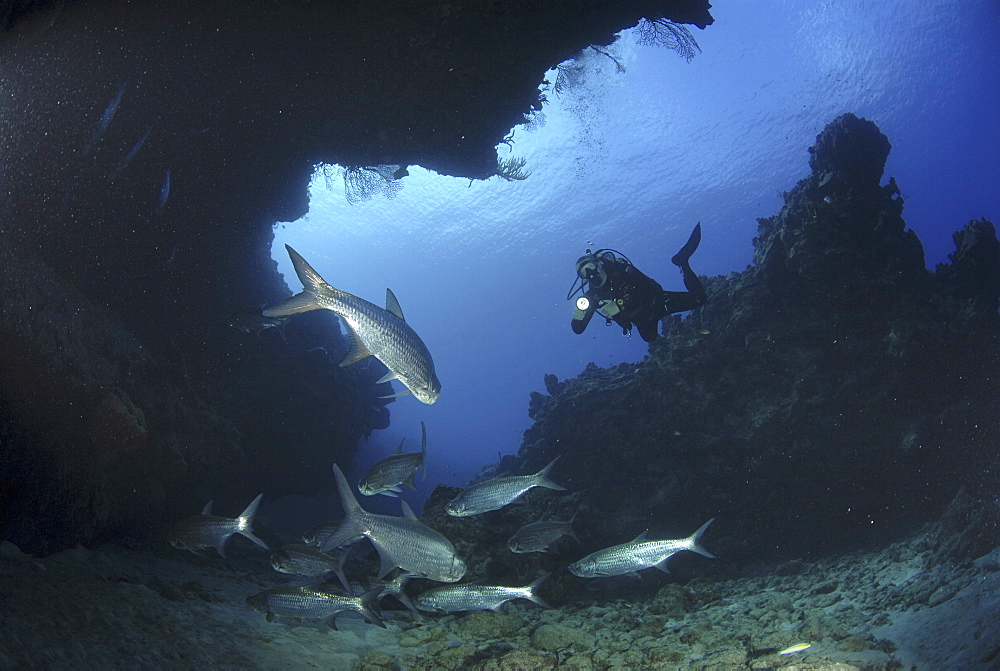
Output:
top-left (636, 18), bottom-right (701, 63)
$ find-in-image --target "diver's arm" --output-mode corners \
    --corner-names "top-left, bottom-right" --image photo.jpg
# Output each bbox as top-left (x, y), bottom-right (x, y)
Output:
top-left (571, 295), bottom-right (597, 334)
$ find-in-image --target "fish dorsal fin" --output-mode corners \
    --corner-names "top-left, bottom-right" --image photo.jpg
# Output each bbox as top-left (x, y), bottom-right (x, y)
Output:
top-left (630, 530), bottom-right (649, 543)
top-left (339, 323), bottom-right (372, 367)
top-left (394, 438), bottom-right (406, 454)
top-left (400, 500), bottom-right (418, 521)
top-left (385, 288), bottom-right (405, 321)
top-left (201, 500), bottom-right (213, 515)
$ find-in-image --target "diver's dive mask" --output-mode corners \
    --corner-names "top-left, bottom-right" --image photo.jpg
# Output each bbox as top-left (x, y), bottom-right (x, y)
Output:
top-left (575, 254), bottom-right (608, 289)
top-left (566, 248), bottom-right (633, 302)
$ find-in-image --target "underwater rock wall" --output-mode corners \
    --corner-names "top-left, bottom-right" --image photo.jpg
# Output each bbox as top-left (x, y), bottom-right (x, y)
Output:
top-left (491, 113), bottom-right (1000, 569)
top-left (0, 233), bottom-right (392, 554)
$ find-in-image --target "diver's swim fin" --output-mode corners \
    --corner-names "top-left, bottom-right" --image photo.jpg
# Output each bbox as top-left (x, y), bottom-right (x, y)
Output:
top-left (671, 222), bottom-right (702, 267)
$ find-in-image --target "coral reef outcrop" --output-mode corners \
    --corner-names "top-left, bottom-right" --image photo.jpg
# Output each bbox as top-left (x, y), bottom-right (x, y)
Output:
top-left (433, 114), bottom-right (1000, 578)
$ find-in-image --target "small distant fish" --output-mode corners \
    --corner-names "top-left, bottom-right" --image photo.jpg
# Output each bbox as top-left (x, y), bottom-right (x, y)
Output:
top-left (168, 494), bottom-right (269, 558)
top-left (156, 168), bottom-right (170, 213)
top-left (108, 125), bottom-right (152, 180)
top-left (414, 574), bottom-right (551, 613)
top-left (301, 520), bottom-right (345, 549)
top-left (270, 544), bottom-right (350, 592)
top-left (697, 328), bottom-right (711, 335)
top-left (246, 584), bottom-right (385, 629)
top-left (359, 422), bottom-right (427, 497)
top-left (82, 81), bottom-right (126, 156)
top-left (508, 511), bottom-right (580, 553)
top-left (322, 463), bottom-right (466, 582)
top-left (263, 245), bottom-right (441, 404)
top-left (446, 457), bottom-right (567, 517)
top-left (225, 306), bottom-right (288, 339)
top-left (779, 643), bottom-right (812, 655)
top-left (567, 518), bottom-right (715, 578)
top-left (348, 570), bottom-right (418, 613)
top-left (748, 642), bottom-right (813, 660)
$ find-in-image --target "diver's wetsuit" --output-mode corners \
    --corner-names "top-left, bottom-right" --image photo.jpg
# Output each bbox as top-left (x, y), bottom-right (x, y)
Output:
top-left (570, 224), bottom-right (706, 343)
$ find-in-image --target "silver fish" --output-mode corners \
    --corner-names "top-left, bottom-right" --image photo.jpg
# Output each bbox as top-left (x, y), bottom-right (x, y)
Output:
top-left (109, 125), bottom-right (152, 180)
top-left (348, 570), bottom-right (418, 613)
top-left (168, 494), bottom-right (268, 558)
top-left (156, 168), bottom-right (170, 213)
top-left (359, 422), bottom-right (427, 496)
top-left (263, 245), bottom-right (441, 404)
top-left (414, 574), bottom-right (551, 613)
top-left (446, 457), bottom-right (567, 517)
top-left (301, 520), bottom-right (343, 548)
top-left (567, 518), bottom-right (715, 578)
top-left (82, 81), bottom-right (126, 156)
top-left (246, 584), bottom-right (384, 629)
top-left (322, 463), bottom-right (465, 582)
top-left (508, 511), bottom-right (580, 553)
top-left (225, 306), bottom-right (288, 338)
top-left (271, 544), bottom-right (350, 592)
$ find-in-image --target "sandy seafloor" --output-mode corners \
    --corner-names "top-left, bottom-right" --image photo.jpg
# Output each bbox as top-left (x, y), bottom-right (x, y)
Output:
top-left (1, 528), bottom-right (997, 670)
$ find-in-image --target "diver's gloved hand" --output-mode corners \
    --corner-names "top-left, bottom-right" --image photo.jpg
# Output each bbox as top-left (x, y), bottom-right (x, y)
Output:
top-left (571, 296), bottom-right (596, 334)
top-left (671, 222), bottom-right (702, 267)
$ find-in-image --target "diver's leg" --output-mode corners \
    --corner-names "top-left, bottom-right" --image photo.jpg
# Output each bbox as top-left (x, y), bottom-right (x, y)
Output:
top-left (663, 289), bottom-right (705, 314)
top-left (637, 321), bottom-right (659, 342)
top-left (680, 265), bottom-right (707, 305)
top-left (671, 222), bottom-right (701, 267)
top-left (668, 223), bottom-right (706, 309)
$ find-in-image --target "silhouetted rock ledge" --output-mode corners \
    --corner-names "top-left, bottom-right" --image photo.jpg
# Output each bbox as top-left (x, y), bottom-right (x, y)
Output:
top-left (1, 1), bottom-right (713, 552)
top-left (501, 113), bottom-right (1000, 570)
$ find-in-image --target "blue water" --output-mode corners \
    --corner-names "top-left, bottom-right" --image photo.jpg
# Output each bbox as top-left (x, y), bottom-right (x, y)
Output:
top-left (272, 1), bottom-right (1000, 507)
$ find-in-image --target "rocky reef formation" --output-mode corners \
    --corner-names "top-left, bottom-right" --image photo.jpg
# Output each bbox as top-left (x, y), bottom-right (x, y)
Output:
top-left (423, 114), bottom-right (1000, 581)
top-left (1, 0), bottom-right (713, 553)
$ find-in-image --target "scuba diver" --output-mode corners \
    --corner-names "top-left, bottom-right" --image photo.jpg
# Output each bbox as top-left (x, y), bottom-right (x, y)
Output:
top-left (567, 223), bottom-right (706, 343)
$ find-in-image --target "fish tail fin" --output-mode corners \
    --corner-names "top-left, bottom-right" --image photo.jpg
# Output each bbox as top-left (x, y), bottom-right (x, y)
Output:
top-left (322, 464), bottom-right (367, 553)
top-left (535, 456), bottom-right (567, 491)
top-left (686, 518), bottom-right (716, 559)
top-left (236, 493), bottom-right (270, 551)
top-left (403, 473), bottom-right (417, 491)
top-left (262, 246), bottom-right (332, 317)
top-left (420, 420), bottom-right (427, 481)
top-left (393, 575), bottom-right (420, 613)
top-left (332, 548), bottom-right (351, 593)
top-left (358, 586), bottom-right (387, 628)
top-left (525, 573), bottom-right (552, 608)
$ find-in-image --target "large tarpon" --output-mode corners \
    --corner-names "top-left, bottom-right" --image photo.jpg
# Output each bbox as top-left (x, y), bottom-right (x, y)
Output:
top-left (359, 421), bottom-right (427, 496)
top-left (246, 584), bottom-right (385, 629)
top-left (322, 463), bottom-right (465, 583)
top-left (414, 574), bottom-right (551, 613)
top-left (567, 518), bottom-right (715, 578)
top-left (168, 494), bottom-right (269, 558)
top-left (270, 544), bottom-right (350, 591)
top-left (508, 511), bottom-right (580, 553)
top-left (445, 457), bottom-right (566, 517)
top-left (264, 245), bottom-right (441, 404)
